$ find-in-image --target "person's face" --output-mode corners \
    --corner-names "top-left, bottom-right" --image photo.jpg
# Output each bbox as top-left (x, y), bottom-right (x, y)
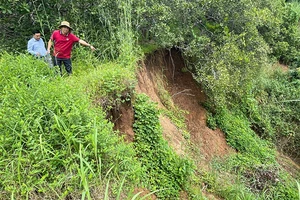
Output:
top-left (61, 26), bottom-right (70, 35)
top-left (33, 33), bottom-right (41, 40)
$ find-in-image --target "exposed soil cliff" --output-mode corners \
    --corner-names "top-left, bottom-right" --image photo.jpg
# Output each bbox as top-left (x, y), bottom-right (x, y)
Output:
top-left (112, 49), bottom-right (300, 199)
top-left (115, 49), bottom-right (233, 164)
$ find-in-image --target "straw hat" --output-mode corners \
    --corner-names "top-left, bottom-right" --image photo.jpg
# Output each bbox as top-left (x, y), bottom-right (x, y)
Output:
top-left (58, 21), bottom-right (73, 30)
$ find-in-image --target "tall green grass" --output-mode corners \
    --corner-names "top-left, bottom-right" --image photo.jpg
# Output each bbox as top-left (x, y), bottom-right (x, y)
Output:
top-left (0, 53), bottom-right (141, 199)
top-left (297, 181), bottom-right (300, 200)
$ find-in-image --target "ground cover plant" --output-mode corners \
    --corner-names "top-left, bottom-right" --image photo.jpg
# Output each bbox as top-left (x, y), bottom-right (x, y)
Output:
top-left (133, 94), bottom-right (194, 199)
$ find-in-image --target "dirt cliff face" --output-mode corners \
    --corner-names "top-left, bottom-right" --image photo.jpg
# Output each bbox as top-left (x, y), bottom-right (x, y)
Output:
top-left (111, 49), bottom-right (300, 200)
top-left (115, 48), bottom-right (234, 164)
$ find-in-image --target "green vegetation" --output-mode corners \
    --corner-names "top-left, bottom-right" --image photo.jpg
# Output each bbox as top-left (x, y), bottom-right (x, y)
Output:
top-left (210, 108), bottom-right (298, 199)
top-left (0, 53), bottom-right (141, 199)
top-left (1, 0), bottom-right (300, 199)
top-left (133, 94), bottom-right (193, 199)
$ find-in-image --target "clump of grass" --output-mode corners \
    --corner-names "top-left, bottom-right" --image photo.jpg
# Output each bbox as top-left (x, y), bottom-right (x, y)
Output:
top-left (153, 71), bottom-right (190, 139)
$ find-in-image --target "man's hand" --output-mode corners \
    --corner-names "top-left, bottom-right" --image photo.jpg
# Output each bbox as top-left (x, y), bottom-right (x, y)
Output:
top-left (90, 45), bottom-right (96, 51)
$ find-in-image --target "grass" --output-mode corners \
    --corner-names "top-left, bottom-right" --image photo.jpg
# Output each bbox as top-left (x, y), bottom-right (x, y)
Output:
top-left (0, 53), bottom-right (141, 199)
top-left (153, 69), bottom-right (190, 139)
top-left (297, 181), bottom-right (300, 200)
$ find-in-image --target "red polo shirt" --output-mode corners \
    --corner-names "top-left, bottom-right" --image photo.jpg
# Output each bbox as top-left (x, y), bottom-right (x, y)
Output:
top-left (50, 30), bottom-right (80, 59)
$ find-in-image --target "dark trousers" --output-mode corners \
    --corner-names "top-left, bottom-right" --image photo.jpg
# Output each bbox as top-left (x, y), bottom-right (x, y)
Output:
top-left (53, 57), bottom-right (72, 75)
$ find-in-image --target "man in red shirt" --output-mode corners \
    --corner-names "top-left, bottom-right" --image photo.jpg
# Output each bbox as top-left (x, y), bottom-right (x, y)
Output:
top-left (47, 21), bottom-right (96, 75)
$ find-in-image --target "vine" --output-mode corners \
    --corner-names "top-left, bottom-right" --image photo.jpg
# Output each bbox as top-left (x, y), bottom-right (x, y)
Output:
top-left (133, 94), bottom-right (193, 199)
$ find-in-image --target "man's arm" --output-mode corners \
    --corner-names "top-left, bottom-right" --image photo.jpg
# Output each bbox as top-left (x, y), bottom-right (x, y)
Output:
top-left (27, 40), bottom-right (37, 56)
top-left (78, 39), bottom-right (96, 51)
top-left (47, 39), bottom-right (52, 54)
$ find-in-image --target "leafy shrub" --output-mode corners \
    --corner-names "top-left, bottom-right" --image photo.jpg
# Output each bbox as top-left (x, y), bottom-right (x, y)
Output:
top-left (262, 2), bottom-right (300, 67)
top-left (206, 112), bottom-right (217, 130)
top-left (251, 68), bottom-right (300, 160)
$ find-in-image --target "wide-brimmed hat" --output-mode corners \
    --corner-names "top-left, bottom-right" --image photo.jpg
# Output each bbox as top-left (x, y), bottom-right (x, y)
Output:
top-left (58, 21), bottom-right (73, 30)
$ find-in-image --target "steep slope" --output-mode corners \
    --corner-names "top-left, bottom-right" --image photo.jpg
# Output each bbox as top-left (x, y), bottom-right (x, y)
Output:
top-left (113, 49), bottom-right (300, 199)
top-left (116, 49), bottom-right (234, 163)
